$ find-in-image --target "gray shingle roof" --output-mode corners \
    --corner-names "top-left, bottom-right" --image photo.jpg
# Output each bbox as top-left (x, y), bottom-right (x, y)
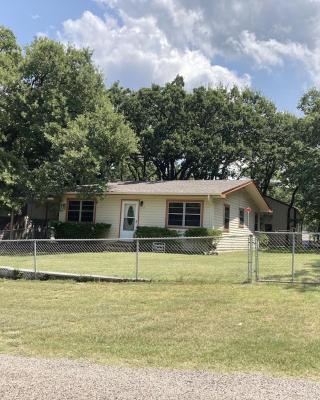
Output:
top-left (106, 179), bottom-right (252, 195)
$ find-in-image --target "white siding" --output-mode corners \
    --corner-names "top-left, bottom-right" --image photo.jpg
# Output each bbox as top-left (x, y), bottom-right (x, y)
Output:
top-left (213, 188), bottom-right (259, 234)
top-left (213, 188), bottom-right (260, 252)
top-left (59, 194), bottom-right (214, 238)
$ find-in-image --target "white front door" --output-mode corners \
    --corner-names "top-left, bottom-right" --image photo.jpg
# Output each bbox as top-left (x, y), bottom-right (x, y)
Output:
top-left (120, 201), bottom-right (139, 239)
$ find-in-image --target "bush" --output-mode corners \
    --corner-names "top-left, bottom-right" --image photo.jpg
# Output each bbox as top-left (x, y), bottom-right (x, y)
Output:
top-left (135, 226), bottom-right (180, 253)
top-left (258, 233), bottom-right (269, 249)
top-left (135, 226), bottom-right (180, 238)
top-left (184, 228), bottom-right (222, 254)
top-left (184, 227), bottom-right (222, 238)
top-left (53, 222), bottom-right (111, 239)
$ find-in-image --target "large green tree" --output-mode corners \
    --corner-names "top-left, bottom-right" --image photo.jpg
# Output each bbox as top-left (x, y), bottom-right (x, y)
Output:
top-left (0, 28), bottom-right (137, 211)
top-left (108, 77), bottom-right (295, 192)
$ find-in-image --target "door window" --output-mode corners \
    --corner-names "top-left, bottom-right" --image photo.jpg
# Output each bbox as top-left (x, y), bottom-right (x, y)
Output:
top-left (123, 204), bottom-right (135, 231)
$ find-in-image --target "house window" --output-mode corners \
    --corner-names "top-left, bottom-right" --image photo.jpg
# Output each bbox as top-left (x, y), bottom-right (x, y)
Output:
top-left (265, 224), bottom-right (273, 232)
top-left (239, 208), bottom-right (245, 227)
top-left (67, 200), bottom-right (95, 223)
top-left (167, 201), bottom-right (201, 227)
top-left (224, 205), bottom-right (230, 231)
top-left (254, 212), bottom-right (259, 231)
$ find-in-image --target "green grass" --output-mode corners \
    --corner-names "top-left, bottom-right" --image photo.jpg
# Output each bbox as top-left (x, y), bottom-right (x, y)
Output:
top-left (0, 250), bottom-right (319, 283)
top-left (0, 251), bottom-right (249, 283)
top-left (0, 250), bottom-right (319, 378)
top-left (2, 279), bottom-right (320, 378)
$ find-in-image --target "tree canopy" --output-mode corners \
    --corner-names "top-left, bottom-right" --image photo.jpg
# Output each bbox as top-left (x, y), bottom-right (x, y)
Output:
top-left (0, 27), bottom-right (137, 211)
top-left (0, 25), bottom-right (319, 229)
top-left (108, 78), bottom-right (319, 229)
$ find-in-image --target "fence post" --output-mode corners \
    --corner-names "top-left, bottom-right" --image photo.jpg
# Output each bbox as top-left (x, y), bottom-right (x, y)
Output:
top-left (33, 239), bottom-right (37, 279)
top-left (135, 239), bottom-right (139, 280)
top-left (291, 231), bottom-right (295, 282)
top-left (255, 234), bottom-right (260, 282)
top-left (247, 234), bottom-right (253, 283)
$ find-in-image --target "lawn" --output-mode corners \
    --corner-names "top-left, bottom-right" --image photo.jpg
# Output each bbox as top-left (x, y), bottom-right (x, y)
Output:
top-left (0, 250), bottom-right (319, 283)
top-left (2, 279), bottom-right (320, 379)
top-left (0, 248), bottom-right (319, 378)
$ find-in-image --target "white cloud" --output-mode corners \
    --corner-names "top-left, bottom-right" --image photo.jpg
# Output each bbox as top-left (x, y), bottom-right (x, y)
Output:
top-left (31, 14), bottom-right (40, 20)
top-left (230, 30), bottom-right (320, 85)
top-left (60, 0), bottom-right (320, 88)
top-left (61, 10), bottom-right (250, 89)
top-left (232, 31), bottom-right (308, 68)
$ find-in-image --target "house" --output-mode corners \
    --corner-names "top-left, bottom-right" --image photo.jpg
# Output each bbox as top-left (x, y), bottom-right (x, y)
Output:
top-left (261, 195), bottom-right (301, 232)
top-left (58, 180), bottom-right (271, 242)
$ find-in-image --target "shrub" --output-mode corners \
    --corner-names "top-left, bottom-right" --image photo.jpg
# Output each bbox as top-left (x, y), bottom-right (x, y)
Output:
top-left (135, 226), bottom-right (179, 238)
top-left (184, 228), bottom-right (222, 254)
top-left (184, 227), bottom-right (222, 238)
top-left (135, 226), bottom-right (180, 253)
top-left (53, 222), bottom-right (111, 239)
top-left (258, 233), bottom-right (269, 249)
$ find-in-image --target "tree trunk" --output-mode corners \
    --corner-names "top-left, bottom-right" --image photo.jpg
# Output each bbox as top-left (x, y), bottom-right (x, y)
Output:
top-left (287, 186), bottom-right (299, 231)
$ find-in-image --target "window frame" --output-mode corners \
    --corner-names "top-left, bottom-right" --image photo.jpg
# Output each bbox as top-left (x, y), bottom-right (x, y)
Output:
top-left (66, 199), bottom-right (96, 223)
top-left (166, 200), bottom-right (203, 228)
top-left (239, 207), bottom-right (245, 228)
top-left (224, 204), bottom-right (230, 232)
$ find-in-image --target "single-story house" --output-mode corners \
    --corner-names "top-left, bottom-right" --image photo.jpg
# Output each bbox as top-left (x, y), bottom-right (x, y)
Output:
top-left (58, 179), bottom-right (271, 241)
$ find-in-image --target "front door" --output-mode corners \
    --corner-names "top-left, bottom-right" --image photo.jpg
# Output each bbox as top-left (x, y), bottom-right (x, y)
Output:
top-left (120, 201), bottom-right (139, 239)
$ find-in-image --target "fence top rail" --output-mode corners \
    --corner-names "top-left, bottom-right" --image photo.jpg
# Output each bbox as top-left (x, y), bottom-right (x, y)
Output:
top-left (255, 231), bottom-right (320, 235)
top-left (0, 234), bottom-right (252, 243)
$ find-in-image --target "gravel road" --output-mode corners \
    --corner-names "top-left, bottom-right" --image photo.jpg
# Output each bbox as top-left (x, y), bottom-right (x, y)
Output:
top-left (1, 355), bottom-right (320, 399)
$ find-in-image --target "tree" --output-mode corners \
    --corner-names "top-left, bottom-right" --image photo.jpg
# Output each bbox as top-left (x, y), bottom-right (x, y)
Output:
top-left (268, 90), bottom-right (320, 230)
top-left (0, 29), bottom-right (137, 212)
top-left (109, 76), bottom-right (187, 180)
top-left (108, 78), bottom-right (292, 188)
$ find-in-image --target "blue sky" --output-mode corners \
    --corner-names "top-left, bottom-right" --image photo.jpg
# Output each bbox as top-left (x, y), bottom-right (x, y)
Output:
top-left (2, 0), bottom-right (319, 114)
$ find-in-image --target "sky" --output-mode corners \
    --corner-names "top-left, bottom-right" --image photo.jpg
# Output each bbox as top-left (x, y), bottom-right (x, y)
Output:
top-left (2, 0), bottom-right (320, 114)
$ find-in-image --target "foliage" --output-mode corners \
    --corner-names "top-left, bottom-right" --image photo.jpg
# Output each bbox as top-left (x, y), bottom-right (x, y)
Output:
top-left (258, 234), bottom-right (270, 249)
top-left (135, 226), bottom-right (179, 238)
top-left (0, 28), bottom-right (137, 211)
top-left (184, 228), bottom-right (222, 254)
top-left (53, 222), bottom-right (111, 239)
top-left (109, 77), bottom-right (318, 229)
top-left (184, 227), bottom-right (222, 238)
top-left (0, 24), bottom-right (318, 229)
top-left (108, 79), bottom-right (297, 188)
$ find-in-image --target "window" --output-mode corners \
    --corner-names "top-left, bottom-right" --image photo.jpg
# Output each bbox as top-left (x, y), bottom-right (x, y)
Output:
top-left (239, 208), bottom-right (245, 227)
top-left (224, 205), bottom-right (230, 231)
top-left (167, 201), bottom-right (201, 227)
top-left (265, 224), bottom-right (273, 232)
top-left (254, 212), bottom-right (259, 231)
top-left (67, 200), bottom-right (94, 223)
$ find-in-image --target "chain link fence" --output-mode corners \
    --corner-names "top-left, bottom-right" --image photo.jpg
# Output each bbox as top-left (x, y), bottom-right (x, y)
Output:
top-left (0, 235), bottom-right (251, 283)
top-left (253, 232), bottom-right (320, 283)
top-left (1, 233), bottom-right (318, 284)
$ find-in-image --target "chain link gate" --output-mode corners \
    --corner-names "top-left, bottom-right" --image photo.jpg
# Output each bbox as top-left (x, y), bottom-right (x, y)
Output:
top-left (250, 232), bottom-right (320, 284)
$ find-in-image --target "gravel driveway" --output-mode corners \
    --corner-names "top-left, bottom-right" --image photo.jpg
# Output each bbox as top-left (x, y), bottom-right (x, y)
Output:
top-left (1, 355), bottom-right (320, 399)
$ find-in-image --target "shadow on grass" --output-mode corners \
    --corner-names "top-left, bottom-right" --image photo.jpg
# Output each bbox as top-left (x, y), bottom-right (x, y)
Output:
top-left (258, 258), bottom-right (320, 292)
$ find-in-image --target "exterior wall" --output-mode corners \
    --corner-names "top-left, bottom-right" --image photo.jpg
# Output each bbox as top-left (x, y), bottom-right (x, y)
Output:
top-left (59, 194), bottom-right (213, 238)
top-left (58, 188), bottom-right (265, 251)
top-left (262, 197), bottom-right (300, 232)
top-left (213, 188), bottom-right (260, 234)
top-left (213, 188), bottom-right (260, 252)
